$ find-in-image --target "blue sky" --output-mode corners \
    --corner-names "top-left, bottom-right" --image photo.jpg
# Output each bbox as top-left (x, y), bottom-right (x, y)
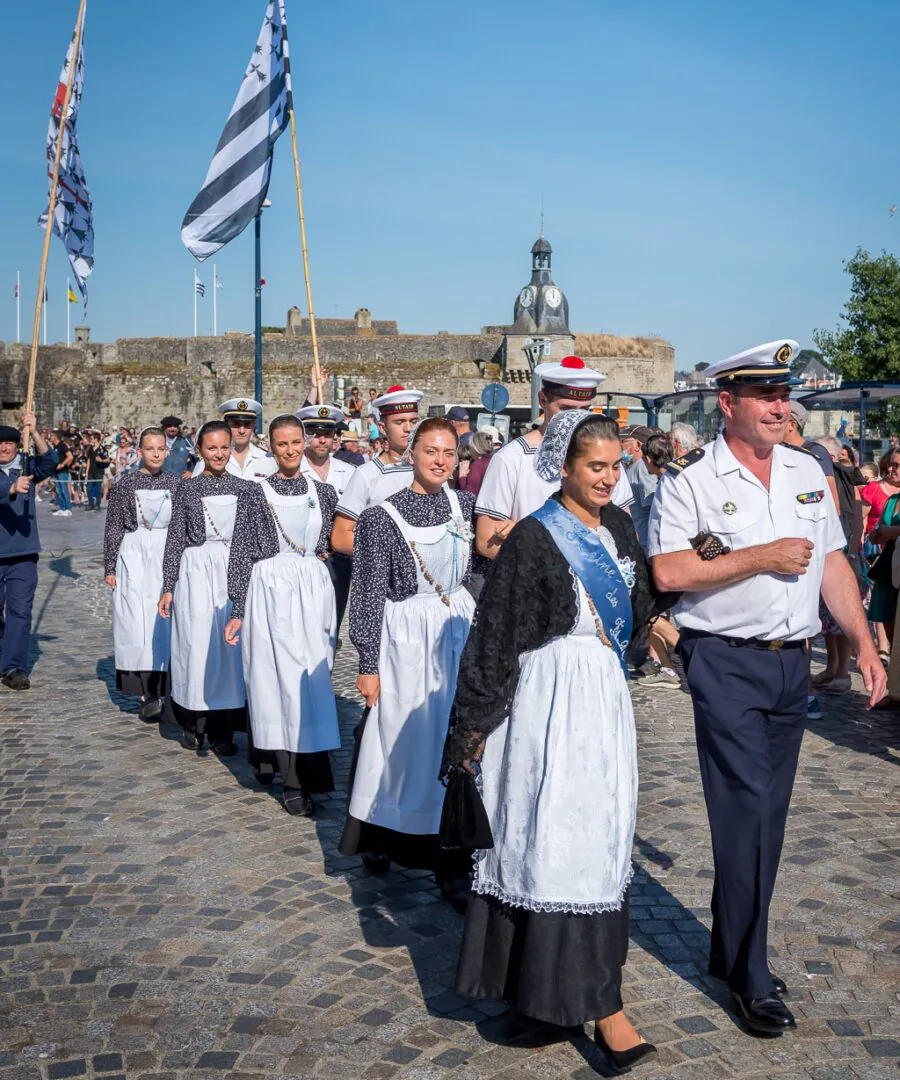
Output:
top-left (2, 0), bottom-right (899, 371)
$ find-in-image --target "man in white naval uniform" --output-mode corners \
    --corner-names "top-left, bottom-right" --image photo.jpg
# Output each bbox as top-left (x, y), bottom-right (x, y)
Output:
top-left (475, 357), bottom-right (633, 559)
top-left (296, 405), bottom-right (358, 632)
top-left (648, 340), bottom-right (884, 1037)
top-left (192, 398), bottom-right (276, 482)
top-left (330, 386), bottom-right (421, 556)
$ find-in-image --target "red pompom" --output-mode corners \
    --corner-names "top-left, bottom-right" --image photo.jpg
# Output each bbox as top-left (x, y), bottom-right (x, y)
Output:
top-left (561, 356), bottom-right (585, 369)
top-left (386, 384), bottom-right (406, 393)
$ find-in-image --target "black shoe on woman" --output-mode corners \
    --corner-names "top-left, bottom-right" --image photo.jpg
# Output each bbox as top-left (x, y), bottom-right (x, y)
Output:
top-left (180, 731), bottom-right (199, 751)
top-left (361, 852), bottom-right (391, 874)
top-left (139, 697), bottom-right (164, 722)
top-left (252, 769), bottom-right (275, 786)
top-left (593, 1031), bottom-right (657, 1073)
top-left (283, 793), bottom-right (315, 817)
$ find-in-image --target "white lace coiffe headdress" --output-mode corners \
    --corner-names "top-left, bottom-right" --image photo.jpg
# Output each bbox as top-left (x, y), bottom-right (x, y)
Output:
top-left (535, 409), bottom-right (595, 482)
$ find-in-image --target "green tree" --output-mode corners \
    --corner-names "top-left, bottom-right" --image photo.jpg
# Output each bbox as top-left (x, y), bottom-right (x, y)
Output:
top-left (813, 248), bottom-right (900, 380)
top-left (790, 348), bottom-right (823, 377)
top-left (694, 362), bottom-right (710, 372)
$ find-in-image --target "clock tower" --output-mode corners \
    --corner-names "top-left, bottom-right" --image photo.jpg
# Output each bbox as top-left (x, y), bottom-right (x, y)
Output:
top-left (511, 235), bottom-right (571, 335)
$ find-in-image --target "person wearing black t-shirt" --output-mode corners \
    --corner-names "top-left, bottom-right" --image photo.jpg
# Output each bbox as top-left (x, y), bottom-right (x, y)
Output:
top-left (85, 435), bottom-right (110, 511)
top-left (50, 431), bottom-right (74, 516)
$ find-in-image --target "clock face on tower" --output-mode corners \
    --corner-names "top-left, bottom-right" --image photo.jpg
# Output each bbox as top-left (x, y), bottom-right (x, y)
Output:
top-left (544, 286), bottom-right (562, 310)
top-left (519, 287), bottom-right (534, 308)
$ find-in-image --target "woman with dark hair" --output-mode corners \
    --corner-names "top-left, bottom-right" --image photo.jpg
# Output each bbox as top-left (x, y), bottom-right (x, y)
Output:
top-left (158, 420), bottom-right (251, 755)
top-left (224, 416), bottom-right (340, 816)
top-left (339, 417), bottom-right (475, 905)
top-left (104, 428), bottom-right (180, 721)
top-left (863, 447), bottom-right (900, 652)
top-left (446, 411), bottom-right (660, 1072)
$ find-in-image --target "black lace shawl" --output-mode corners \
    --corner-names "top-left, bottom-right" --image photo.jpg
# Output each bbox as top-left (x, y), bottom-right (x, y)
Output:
top-left (443, 497), bottom-right (662, 774)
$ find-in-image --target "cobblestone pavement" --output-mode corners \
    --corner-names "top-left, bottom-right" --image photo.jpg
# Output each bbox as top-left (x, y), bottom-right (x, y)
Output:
top-left (1, 506), bottom-right (898, 1080)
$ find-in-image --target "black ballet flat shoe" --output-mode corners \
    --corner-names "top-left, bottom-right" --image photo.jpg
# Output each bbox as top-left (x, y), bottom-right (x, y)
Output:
top-left (593, 1031), bottom-right (658, 1073)
top-left (212, 741), bottom-right (237, 758)
top-left (361, 852), bottom-right (391, 874)
top-left (252, 769), bottom-right (275, 787)
top-left (708, 957), bottom-right (788, 997)
top-left (139, 697), bottom-right (164, 723)
top-left (731, 992), bottom-right (796, 1035)
top-left (180, 731), bottom-right (199, 751)
top-left (439, 880), bottom-right (469, 915)
top-left (283, 793), bottom-right (315, 817)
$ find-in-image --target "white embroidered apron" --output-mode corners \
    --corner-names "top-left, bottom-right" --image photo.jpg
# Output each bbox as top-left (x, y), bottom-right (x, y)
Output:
top-left (113, 488), bottom-right (172, 673)
top-left (170, 494), bottom-right (245, 711)
top-left (473, 576), bottom-right (638, 913)
top-left (243, 480), bottom-right (340, 753)
top-left (349, 489), bottom-right (475, 834)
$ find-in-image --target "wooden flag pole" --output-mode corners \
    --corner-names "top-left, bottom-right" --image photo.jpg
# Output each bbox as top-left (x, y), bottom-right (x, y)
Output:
top-left (287, 106), bottom-right (324, 407)
top-left (25, 0), bottom-right (87, 452)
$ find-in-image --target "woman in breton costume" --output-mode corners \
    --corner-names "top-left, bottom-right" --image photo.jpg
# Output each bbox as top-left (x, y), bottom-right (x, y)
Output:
top-left (159, 421), bottom-right (251, 756)
top-left (445, 411), bottom-right (660, 1073)
top-left (103, 428), bottom-right (180, 721)
top-left (339, 417), bottom-right (475, 906)
top-left (224, 415), bottom-right (340, 817)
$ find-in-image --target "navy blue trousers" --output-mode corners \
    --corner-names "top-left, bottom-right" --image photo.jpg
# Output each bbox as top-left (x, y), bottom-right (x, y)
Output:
top-left (679, 633), bottom-right (807, 998)
top-left (0, 555), bottom-right (38, 675)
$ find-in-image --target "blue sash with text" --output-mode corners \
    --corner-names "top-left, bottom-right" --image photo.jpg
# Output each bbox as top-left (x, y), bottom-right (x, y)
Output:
top-left (531, 498), bottom-right (633, 675)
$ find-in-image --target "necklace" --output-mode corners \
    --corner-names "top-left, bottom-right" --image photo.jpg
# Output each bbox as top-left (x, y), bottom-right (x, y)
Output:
top-left (269, 503), bottom-right (308, 556)
top-left (583, 591), bottom-right (613, 651)
top-left (409, 541), bottom-right (451, 607)
top-left (202, 501), bottom-right (231, 548)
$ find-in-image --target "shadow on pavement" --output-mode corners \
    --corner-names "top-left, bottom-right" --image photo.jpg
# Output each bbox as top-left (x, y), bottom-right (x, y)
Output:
top-left (805, 691), bottom-right (900, 764)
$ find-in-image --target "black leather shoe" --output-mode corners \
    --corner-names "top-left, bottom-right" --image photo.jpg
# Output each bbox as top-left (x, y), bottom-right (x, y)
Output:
top-left (361, 852), bottom-right (391, 874)
top-left (180, 731), bottom-right (199, 751)
top-left (212, 741), bottom-right (237, 758)
top-left (139, 697), bottom-right (164, 722)
top-left (1, 670), bottom-right (30, 691)
top-left (283, 793), bottom-right (315, 817)
top-left (731, 992), bottom-right (796, 1035)
top-left (593, 1031), bottom-right (658, 1071)
top-left (708, 957), bottom-right (788, 997)
top-left (252, 769), bottom-right (275, 786)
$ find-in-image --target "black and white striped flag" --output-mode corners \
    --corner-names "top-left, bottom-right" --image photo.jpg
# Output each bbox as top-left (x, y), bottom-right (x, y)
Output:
top-left (181, 0), bottom-right (292, 261)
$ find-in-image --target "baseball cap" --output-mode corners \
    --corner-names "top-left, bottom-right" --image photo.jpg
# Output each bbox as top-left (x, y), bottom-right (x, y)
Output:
top-left (789, 401), bottom-right (808, 428)
top-left (621, 425), bottom-right (654, 445)
top-left (445, 406), bottom-right (469, 422)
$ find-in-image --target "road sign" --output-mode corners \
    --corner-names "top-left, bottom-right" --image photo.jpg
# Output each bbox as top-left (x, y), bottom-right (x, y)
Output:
top-left (481, 382), bottom-right (509, 415)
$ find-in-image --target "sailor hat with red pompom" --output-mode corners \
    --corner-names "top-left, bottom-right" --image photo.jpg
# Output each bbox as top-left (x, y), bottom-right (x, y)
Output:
top-left (373, 385), bottom-right (424, 416)
top-left (534, 356), bottom-right (607, 401)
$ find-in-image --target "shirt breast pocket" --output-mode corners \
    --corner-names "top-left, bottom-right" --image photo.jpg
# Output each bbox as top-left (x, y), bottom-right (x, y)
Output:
top-left (794, 502), bottom-right (827, 541)
top-left (705, 511), bottom-right (755, 548)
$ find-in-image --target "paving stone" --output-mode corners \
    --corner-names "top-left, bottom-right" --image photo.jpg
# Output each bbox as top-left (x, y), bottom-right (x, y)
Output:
top-left (1, 524), bottom-right (898, 1080)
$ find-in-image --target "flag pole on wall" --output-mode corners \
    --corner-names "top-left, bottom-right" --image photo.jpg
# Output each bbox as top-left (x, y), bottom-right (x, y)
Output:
top-left (15, 273), bottom-right (21, 343)
top-left (280, 1), bottom-right (323, 406)
top-left (27, 0), bottom-right (88, 450)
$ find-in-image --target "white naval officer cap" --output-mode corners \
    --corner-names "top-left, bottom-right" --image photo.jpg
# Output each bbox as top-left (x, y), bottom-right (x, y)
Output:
top-left (534, 356), bottom-right (606, 401)
top-left (294, 405), bottom-right (344, 428)
top-left (704, 340), bottom-right (801, 387)
top-left (219, 397), bottom-right (263, 420)
top-left (372, 385), bottom-right (424, 416)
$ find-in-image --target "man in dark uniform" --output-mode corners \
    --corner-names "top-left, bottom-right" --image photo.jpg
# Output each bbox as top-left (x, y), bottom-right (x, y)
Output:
top-left (0, 412), bottom-right (57, 690)
top-left (648, 340), bottom-right (885, 1036)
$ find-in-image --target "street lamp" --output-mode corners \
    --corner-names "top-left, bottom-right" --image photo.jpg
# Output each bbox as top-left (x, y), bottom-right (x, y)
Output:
top-left (522, 338), bottom-right (549, 423)
top-left (254, 197), bottom-right (273, 434)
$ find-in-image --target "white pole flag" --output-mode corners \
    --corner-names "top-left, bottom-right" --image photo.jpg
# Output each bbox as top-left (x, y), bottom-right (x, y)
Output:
top-left (38, 16), bottom-right (94, 302)
top-left (194, 270), bottom-right (205, 336)
top-left (180, 0), bottom-right (290, 261)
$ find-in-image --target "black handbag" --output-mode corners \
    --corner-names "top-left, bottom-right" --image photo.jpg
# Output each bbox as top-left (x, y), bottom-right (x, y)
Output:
top-left (439, 771), bottom-right (494, 851)
top-left (868, 540), bottom-right (895, 586)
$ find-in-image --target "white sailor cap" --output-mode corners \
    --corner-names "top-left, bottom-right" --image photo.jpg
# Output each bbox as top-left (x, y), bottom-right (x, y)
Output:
top-left (372, 385), bottom-right (424, 416)
top-left (219, 397), bottom-right (262, 420)
top-left (295, 405), bottom-right (344, 428)
top-left (705, 340), bottom-right (801, 387)
top-left (535, 356), bottom-right (606, 401)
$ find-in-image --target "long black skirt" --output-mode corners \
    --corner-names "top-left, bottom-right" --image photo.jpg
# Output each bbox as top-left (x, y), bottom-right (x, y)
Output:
top-left (171, 699), bottom-right (247, 744)
top-left (456, 891), bottom-right (630, 1027)
top-left (116, 669), bottom-right (169, 698)
top-left (246, 723), bottom-right (334, 796)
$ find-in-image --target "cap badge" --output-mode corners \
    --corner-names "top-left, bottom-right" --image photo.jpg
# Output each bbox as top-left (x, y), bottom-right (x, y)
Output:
top-left (723, 501), bottom-right (737, 515)
top-left (237, 399), bottom-right (248, 411)
top-left (775, 344), bottom-right (793, 364)
top-left (318, 407), bottom-right (329, 418)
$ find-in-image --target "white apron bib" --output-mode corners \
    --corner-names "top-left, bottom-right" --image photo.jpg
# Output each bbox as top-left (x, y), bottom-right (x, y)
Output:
top-left (170, 494), bottom-right (245, 711)
top-left (349, 489), bottom-right (475, 834)
top-left (243, 480), bottom-right (340, 753)
top-left (113, 488), bottom-right (172, 673)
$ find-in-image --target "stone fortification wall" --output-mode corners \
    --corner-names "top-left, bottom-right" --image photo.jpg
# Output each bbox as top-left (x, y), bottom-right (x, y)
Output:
top-left (0, 328), bottom-right (674, 428)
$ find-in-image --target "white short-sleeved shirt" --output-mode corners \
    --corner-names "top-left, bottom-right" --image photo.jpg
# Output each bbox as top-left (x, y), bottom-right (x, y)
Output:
top-left (300, 453), bottom-right (356, 501)
top-left (335, 454), bottom-right (414, 521)
top-left (192, 442), bottom-right (276, 482)
top-left (647, 434), bottom-right (846, 641)
top-left (475, 435), bottom-right (634, 523)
